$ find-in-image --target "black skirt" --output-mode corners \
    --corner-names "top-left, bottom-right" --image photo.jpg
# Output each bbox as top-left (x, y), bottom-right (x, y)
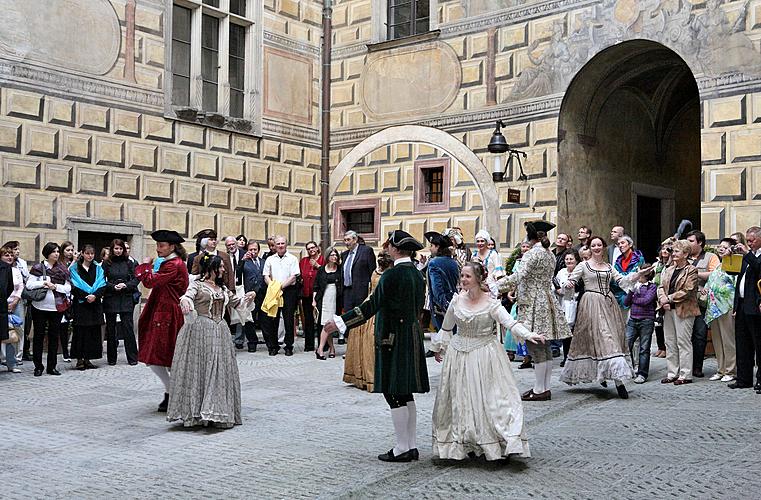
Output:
top-left (70, 324), bottom-right (103, 359)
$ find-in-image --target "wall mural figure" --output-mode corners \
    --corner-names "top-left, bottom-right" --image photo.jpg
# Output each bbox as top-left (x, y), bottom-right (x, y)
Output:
top-left (508, 0), bottom-right (761, 101)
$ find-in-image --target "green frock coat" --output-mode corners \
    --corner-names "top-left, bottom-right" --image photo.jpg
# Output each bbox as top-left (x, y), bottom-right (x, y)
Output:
top-left (341, 261), bottom-right (430, 395)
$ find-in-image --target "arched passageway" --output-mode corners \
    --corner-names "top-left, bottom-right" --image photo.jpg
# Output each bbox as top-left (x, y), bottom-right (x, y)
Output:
top-left (558, 40), bottom-right (700, 261)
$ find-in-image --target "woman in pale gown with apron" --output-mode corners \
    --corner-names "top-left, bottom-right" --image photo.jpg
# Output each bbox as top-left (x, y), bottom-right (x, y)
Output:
top-left (431, 262), bottom-right (545, 460)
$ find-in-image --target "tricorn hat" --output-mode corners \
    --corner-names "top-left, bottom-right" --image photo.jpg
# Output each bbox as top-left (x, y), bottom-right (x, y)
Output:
top-left (151, 230), bottom-right (185, 244)
top-left (524, 220), bottom-right (556, 240)
top-left (387, 230), bottom-right (424, 251)
top-left (193, 228), bottom-right (217, 239)
top-left (424, 231), bottom-right (452, 248)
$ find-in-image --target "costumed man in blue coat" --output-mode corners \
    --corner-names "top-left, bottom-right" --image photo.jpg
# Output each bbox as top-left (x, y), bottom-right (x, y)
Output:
top-left (323, 230), bottom-right (429, 462)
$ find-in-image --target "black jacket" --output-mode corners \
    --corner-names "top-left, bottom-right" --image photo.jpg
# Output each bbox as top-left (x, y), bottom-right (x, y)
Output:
top-left (340, 244), bottom-right (376, 309)
top-left (102, 257), bottom-right (138, 313)
top-left (734, 251), bottom-right (761, 316)
top-left (313, 265), bottom-right (343, 325)
top-left (71, 262), bottom-right (105, 326)
top-left (0, 262), bottom-right (13, 341)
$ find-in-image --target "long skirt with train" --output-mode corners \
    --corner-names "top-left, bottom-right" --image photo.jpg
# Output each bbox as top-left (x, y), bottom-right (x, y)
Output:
top-left (167, 315), bottom-right (242, 428)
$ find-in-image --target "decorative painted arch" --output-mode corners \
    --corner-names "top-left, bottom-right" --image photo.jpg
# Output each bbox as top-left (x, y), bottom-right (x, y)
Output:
top-left (330, 125), bottom-right (501, 242)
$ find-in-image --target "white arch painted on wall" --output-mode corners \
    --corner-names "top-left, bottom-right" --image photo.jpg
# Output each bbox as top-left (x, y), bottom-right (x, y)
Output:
top-left (330, 125), bottom-right (501, 242)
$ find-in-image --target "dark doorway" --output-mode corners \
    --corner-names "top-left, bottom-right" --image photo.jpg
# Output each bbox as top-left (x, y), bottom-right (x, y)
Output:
top-left (636, 195), bottom-right (661, 263)
top-left (557, 40), bottom-right (700, 244)
top-left (77, 231), bottom-right (130, 262)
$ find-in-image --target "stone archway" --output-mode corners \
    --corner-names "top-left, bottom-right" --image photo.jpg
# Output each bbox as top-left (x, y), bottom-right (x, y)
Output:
top-left (557, 40), bottom-right (700, 261)
top-left (331, 125), bottom-right (501, 242)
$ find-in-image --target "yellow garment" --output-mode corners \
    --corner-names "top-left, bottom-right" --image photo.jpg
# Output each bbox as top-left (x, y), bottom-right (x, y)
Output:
top-left (261, 279), bottom-right (284, 317)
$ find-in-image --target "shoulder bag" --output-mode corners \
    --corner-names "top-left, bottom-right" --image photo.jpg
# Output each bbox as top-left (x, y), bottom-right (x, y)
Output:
top-left (21, 262), bottom-right (49, 302)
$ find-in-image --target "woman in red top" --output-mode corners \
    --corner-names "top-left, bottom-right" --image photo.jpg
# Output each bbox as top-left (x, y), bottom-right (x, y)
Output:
top-left (299, 241), bottom-right (324, 351)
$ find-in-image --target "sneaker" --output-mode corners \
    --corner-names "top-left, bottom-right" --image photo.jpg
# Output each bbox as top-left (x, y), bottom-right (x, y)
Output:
top-left (8, 367), bottom-right (21, 373)
top-left (633, 375), bottom-right (646, 384)
top-left (720, 375), bottom-right (735, 382)
top-left (709, 373), bottom-right (723, 381)
top-left (63, 358), bottom-right (71, 363)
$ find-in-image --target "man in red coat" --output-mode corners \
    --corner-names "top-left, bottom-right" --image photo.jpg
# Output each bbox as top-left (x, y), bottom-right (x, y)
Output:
top-left (135, 230), bottom-right (189, 412)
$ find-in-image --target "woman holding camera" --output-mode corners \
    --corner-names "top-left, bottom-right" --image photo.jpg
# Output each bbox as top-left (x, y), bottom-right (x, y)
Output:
top-left (103, 239), bottom-right (139, 366)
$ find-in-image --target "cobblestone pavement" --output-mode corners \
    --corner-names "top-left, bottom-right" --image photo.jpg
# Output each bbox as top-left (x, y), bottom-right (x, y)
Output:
top-left (3, 337), bottom-right (760, 499)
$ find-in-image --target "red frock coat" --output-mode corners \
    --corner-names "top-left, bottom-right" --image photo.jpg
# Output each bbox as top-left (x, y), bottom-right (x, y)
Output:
top-left (135, 257), bottom-right (189, 367)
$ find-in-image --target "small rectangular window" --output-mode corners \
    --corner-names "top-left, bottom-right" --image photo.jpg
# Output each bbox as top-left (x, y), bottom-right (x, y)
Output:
top-left (343, 209), bottom-right (375, 235)
top-left (387, 0), bottom-right (429, 40)
top-left (203, 0), bottom-right (220, 7)
top-left (171, 5), bottom-right (192, 106)
top-left (423, 166), bottom-right (443, 203)
top-left (201, 14), bottom-right (220, 112)
top-left (229, 23), bottom-right (246, 118)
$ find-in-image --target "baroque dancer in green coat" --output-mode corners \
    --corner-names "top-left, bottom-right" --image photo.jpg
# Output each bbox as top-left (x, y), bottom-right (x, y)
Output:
top-left (322, 230), bottom-right (429, 463)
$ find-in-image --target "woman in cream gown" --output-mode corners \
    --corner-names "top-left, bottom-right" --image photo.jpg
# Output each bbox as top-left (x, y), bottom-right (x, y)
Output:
top-left (431, 262), bottom-right (545, 460)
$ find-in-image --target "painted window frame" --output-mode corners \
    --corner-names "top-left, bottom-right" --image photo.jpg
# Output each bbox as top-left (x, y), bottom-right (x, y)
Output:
top-left (164, 0), bottom-right (263, 136)
top-left (371, 0), bottom-right (438, 44)
top-left (333, 198), bottom-right (382, 242)
top-left (413, 157), bottom-right (450, 214)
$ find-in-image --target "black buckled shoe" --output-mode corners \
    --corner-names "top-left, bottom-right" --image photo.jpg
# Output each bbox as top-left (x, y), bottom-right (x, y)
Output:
top-left (378, 448), bottom-right (414, 462)
top-left (47, 369), bottom-right (62, 376)
top-left (157, 393), bottom-right (169, 412)
top-left (34, 368), bottom-right (43, 377)
top-left (616, 384), bottom-right (629, 399)
top-left (410, 448), bottom-right (419, 460)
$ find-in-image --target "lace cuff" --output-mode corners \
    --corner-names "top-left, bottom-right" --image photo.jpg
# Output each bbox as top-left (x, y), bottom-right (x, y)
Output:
top-left (430, 328), bottom-right (453, 354)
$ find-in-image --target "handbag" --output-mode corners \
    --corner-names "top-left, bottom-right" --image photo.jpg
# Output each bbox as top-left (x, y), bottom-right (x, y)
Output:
top-left (2, 326), bottom-right (19, 345)
top-left (56, 296), bottom-right (71, 313)
top-left (21, 262), bottom-right (49, 302)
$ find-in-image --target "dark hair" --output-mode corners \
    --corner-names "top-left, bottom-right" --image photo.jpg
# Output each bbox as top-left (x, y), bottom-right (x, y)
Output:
top-left (42, 242), bottom-right (60, 259)
top-left (247, 240), bottom-right (260, 251)
top-left (463, 261), bottom-right (490, 293)
top-left (200, 254), bottom-right (225, 287)
top-left (436, 245), bottom-right (453, 257)
top-left (377, 250), bottom-right (393, 271)
top-left (108, 239), bottom-right (126, 263)
top-left (236, 234), bottom-right (248, 244)
top-left (0, 245), bottom-right (14, 257)
top-left (173, 243), bottom-right (188, 261)
top-left (325, 246), bottom-right (342, 265)
top-left (720, 237), bottom-right (737, 247)
top-left (588, 235), bottom-right (606, 249)
top-left (641, 263), bottom-right (656, 280)
top-left (78, 244), bottom-right (96, 264)
top-left (578, 226), bottom-right (591, 236)
top-left (305, 240), bottom-right (319, 252)
top-left (536, 230), bottom-right (551, 249)
top-left (686, 230), bottom-right (706, 247)
top-left (3, 240), bottom-right (20, 249)
top-left (565, 249), bottom-right (581, 264)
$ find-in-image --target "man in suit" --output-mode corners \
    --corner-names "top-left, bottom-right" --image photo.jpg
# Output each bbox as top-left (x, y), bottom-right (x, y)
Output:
top-left (729, 226), bottom-right (761, 391)
top-left (607, 225), bottom-right (625, 264)
top-left (237, 240), bottom-right (266, 352)
top-left (340, 230), bottom-right (376, 344)
top-left (225, 235), bottom-right (245, 286)
top-left (190, 229), bottom-right (235, 290)
top-left (186, 230), bottom-right (211, 274)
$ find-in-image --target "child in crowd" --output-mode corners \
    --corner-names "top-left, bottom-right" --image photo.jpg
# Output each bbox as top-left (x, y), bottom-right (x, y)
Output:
top-left (624, 265), bottom-right (658, 383)
top-left (555, 251), bottom-right (581, 367)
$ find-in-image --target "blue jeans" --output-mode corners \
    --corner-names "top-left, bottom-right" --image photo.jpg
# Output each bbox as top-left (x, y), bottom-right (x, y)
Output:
top-left (626, 317), bottom-right (654, 378)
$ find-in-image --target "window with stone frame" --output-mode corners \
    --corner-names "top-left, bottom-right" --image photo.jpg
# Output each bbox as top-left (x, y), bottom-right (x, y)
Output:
top-left (168, 0), bottom-right (260, 126)
top-left (371, 0), bottom-right (437, 44)
top-left (413, 157), bottom-right (450, 214)
top-left (387, 0), bottom-right (429, 40)
top-left (333, 199), bottom-right (382, 242)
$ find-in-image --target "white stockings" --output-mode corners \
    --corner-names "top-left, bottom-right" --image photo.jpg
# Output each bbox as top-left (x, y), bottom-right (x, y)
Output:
top-left (149, 365), bottom-right (171, 392)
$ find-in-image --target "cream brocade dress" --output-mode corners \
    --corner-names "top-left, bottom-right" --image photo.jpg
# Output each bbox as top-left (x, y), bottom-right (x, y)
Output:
top-left (167, 279), bottom-right (252, 428)
top-left (342, 269), bottom-right (381, 392)
top-left (431, 293), bottom-right (537, 460)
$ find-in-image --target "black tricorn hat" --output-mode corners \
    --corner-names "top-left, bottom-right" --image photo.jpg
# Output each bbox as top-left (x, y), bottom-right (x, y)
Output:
top-left (387, 230), bottom-right (424, 251)
top-left (151, 230), bottom-right (185, 244)
top-left (193, 228), bottom-right (217, 239)
top-left (524, 220), bottom-right (556, 239)
top-left (424, 231), bottom-right (452, 248)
